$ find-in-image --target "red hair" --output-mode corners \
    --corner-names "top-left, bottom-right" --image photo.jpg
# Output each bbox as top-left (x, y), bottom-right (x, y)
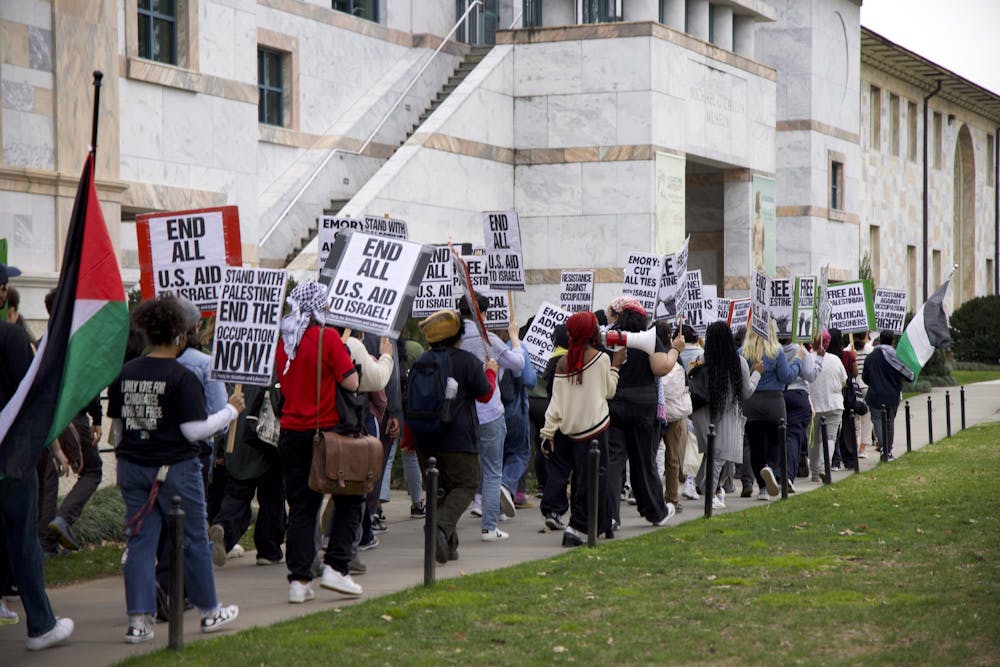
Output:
top-left (565, 311), bottom-right (598, 384)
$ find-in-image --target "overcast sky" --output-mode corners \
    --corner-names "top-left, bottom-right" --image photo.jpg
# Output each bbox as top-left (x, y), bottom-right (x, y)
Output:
top-left (860, 0), bottom-right (1000, 95)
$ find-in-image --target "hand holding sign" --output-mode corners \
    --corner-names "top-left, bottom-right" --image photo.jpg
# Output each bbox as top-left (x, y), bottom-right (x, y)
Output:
top-left (225, 385), bottom-right (245, 454)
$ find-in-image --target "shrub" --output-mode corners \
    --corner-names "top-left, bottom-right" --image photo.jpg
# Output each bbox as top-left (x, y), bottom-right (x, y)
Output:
top-left (70, 486), bottom-right (126, 546)
top-left (949, 295), bottom-right (1000, 364)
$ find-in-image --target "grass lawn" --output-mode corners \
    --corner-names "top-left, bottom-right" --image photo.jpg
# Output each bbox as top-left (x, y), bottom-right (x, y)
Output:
top-left (123, 422), bottom-right (1000, 666)
top-left (952, 369), bottom-right (1000, 386)
top-left (45, 543), bottom-right (123, 588)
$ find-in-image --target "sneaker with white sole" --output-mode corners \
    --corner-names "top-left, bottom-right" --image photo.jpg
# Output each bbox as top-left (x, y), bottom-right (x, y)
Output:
top-left (499, 486), bottom-right (517, 517)
top-left (123, 615), bottom-right (154, 644)
top-left (227, 544), bottom-right (245, 559)
top-left (209, 524), bottom-right (226, 567)
top-left (481, 527), bottom-right (509, 542)
top-left (757, 488), bottom-right (770, 501)
top-left (0, 599), bottom-right (19, 626)
top-left (760, 466), bottom-right (780, 497)
top-left (358, 536), bottom-right (379, 551)
top-left (654, 503), bottom-right (677, 526)
top-left (256, 556), bottom-right (284, 566)
top-left (288, 581), bottom-right (315, 604)
top-left (320, 565), bottom-right (363, 596)
top-left (26, 617), bottom-right (74, 651)
top-left (544, 513), bottom-right (566, 531)
top-left (201, 604), bottom-right (239, 633)
top-left (682, 479), bottom-right (700, 500)
top-left (712, 493), bottom-right (727, 510)
top-left (469, 494), bottom-right (482, 517)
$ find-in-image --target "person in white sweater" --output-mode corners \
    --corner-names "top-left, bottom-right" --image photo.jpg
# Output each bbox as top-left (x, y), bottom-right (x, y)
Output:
top-left (539, 311), bottom-right (625, 546)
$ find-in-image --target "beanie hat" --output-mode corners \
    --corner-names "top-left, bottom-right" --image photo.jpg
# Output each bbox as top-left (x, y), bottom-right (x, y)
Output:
top-left (420, 309), bottom-right (462, 344)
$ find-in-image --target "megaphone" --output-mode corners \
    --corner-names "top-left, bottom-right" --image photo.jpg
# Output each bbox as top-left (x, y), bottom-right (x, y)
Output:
top-left (602, 327), bottom-right (658, 356)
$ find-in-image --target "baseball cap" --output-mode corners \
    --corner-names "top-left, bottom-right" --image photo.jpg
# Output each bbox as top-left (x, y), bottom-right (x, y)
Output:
top-left (0, 263), bottom-right (21, 285)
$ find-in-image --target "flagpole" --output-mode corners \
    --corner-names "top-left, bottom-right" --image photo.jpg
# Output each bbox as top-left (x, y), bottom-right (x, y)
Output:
top-left (90, 70), bottom-right (103, 160)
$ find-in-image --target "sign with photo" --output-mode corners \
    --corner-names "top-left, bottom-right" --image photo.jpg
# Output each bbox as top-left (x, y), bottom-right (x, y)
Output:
top-left (560, 270), bottom-right (594, 313)
top-left (874, 288), bottom-right (908, 334)
top-left (483, 210), bottom-right (525, 291)
top-left (654, 236), bottom-right (689, 321)
top-left (210, 267), bottom-right (288, 385)
top-left (769, 278), bottom-right (793, 339)
top-left (791, 275), bottom-right (819, 343)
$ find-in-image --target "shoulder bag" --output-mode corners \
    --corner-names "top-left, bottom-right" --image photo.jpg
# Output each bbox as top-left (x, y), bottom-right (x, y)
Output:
top-left (307, 325), bottom-right (384, 496)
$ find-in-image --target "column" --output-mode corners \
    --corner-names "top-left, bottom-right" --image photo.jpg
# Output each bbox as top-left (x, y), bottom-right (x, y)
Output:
top-left (623, 0), bottom-right (658, 22)
top-left (710, 4), bottom-right (732, 49)
top-left (661, 0), bottom-right (685, 29)
top-left (685, 0), bottom-right (709, 41)
top-left (733, 15), bottom-right (756, 57)
top-left (723, 169), bottom-right (751, 297)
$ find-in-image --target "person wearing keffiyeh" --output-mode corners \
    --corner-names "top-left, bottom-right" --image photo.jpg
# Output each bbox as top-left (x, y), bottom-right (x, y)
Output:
top-left (273, 280), bottom-right (364, 603)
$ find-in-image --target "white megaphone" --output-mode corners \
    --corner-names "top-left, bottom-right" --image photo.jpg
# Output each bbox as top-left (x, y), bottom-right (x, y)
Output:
top-left (601, 327), bottom-right (658, 356)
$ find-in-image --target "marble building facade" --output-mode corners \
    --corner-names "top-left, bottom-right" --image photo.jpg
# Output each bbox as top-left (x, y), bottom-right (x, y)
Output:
top-left (1, 0), bottom-right (997, 324)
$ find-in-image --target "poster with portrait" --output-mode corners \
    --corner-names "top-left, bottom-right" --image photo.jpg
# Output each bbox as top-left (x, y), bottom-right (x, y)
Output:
top-left (751, 175), bottom-right (776, 275)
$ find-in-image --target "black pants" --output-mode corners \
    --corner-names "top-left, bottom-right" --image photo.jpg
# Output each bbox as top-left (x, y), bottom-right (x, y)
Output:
top-left (552, 430), bottom-right (611, 534)
top-left (746, 420), bottom-right (781, 488)
top-left (280, 429), bottom-right (364, 580)
top-left (607, 400), bottom-right (668, 524)
top-left (539, 440), bottom-right (571, 518)
top-left (211, 461), bottom-right (286, 560)
top-left (417, 450), bottom-right (479, 549)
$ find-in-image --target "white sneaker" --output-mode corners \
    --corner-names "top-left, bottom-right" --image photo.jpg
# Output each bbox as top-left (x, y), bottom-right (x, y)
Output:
top-left (227, 544), bottom-right (245, 559)
top-left (654, 503), bottom-right (677, 526)
top-left (201, 604), bottom-right (239, 633)
top-left (209, 524), bottom-right (226, 567)
top-left (0, 599), bottom-right (19, 625)
top-left (760, 466), bottom-right (780, 496)
top-left (26, 617), bottom-right (74, 651)
top-left (288, 580), bottom-right (315, 604)
top-left (712, 493), bottom-right (727, 510)
top-left (757, 488), bottom-right (770, 501)
top-left (123, 614), bottom-right (154, 644)
top-left (499, 486), bottom-right (517, 517)
top-left (320, 565), bottom-right (363, 596)
top-left (481, 528), bottom-right (509, 542)
top-left (682, 479), bottom-right (700, 500)
top-left (470, 494), bottom-right (482, 517)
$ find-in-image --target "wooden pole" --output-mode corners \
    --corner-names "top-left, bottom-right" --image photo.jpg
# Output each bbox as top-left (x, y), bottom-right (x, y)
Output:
top-left (225, 384), bottom-right (243, 453)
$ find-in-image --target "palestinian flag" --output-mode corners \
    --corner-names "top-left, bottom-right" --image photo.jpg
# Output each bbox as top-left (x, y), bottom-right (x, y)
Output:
top-left (896, 278), bottom-right (952, 382)
top-left (0, 153), bottom-right (128, 479)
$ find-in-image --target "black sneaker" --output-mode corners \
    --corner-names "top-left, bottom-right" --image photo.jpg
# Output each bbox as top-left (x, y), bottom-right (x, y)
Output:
top-left (434, 528), bottom-right (449, 565)
top-left (201, 604), bottom-right (238, 633)
top-left (371, 516), bottom-right (388, 533)
top-left (410, 501), bottom-right (426, 518)
top-left (124, 617), bottom-right (154, 644)
top-left (48, 517), bottom-right (80, 551)
top-left (544, 513), bottom-right (566, 531)
top-left (561, 529), bottom-right (584, 548)
top-left (741, 483), bottom-right (753, 498)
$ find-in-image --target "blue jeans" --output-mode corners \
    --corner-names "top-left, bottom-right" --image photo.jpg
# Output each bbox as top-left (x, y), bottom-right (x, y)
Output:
top-left (501, 404), bottom-right (531, 494)
top-left (118, 457), bottom-right (218, 615)
top-left (478, 416), bottom-right (507, 531)
top-left (0, 473), bottom-right (57, 637)
top-left (870, 403), bottom-right (898, 455)
top-left (379, 440), bottom-right (423, 504)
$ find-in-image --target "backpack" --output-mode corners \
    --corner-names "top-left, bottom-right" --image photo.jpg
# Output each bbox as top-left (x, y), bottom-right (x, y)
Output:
top-left (404, 348), bottom-right (454, 433)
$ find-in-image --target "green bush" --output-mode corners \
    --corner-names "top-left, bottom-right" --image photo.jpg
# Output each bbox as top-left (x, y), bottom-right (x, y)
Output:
top-left (949, 295), bottom-right (1000, 364)
top-left (70, 486), bottom-right (125, 546)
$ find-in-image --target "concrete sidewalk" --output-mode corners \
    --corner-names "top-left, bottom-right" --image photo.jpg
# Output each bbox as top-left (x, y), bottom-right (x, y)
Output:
top-left (3, 382), bottom-right (998, 666)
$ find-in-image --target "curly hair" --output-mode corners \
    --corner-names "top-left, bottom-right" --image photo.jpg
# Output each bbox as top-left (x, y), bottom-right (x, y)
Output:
top-left (131, 295), bottom-right (187, 346)
top-left (613, 308), bottom-right (648, 333)
top-left (704, 321), bottom-right (744, 420)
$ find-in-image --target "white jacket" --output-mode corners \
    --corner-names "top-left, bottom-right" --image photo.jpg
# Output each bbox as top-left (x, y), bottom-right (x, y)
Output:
top-left (660, 363), bottom-right (692, 422)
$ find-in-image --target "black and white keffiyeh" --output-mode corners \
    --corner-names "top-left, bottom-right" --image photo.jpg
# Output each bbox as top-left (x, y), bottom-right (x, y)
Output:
top-left (280, 280), bottom-right (328, 374)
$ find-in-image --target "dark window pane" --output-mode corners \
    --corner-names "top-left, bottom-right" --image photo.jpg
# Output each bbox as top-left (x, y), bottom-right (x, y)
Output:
top-left (150, 0), bottom-right (174, 15)
top-left (258, 50), bottom-right (265, 86)
top-left (139, 0), bottom-right (150, 10)
top-left (152, 17), bottom-right (175, 64)
top-left (138, 14), bottom-right (151, 59)
top-left (265, 91), bottom-right (282, 126)
top-left (258, 89), bottom-right (266, 123)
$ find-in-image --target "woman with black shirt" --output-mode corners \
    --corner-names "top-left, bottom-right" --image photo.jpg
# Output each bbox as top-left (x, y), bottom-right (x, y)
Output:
top-left (605, 297), bottom-right (684, 528)
top-left (108, 295), bottom-right (244, 643)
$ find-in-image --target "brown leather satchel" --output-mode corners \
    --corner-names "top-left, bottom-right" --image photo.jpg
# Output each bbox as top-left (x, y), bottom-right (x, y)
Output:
top-left (307, 325), bottom-right (384, 496)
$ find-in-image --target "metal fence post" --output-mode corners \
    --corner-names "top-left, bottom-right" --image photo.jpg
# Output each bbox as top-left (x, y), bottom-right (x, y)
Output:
top-left (945, 390), bottom-right (952, 438)
top-left (587, 440), bottom-right (600, 547)
top-left (778, 418), bottom-right (788, 499)
top-left (927, 395), bottom-right (934, 445)
top-left (880, 405), bottom-right (890, 462)
top-left (705, 424), bottom-right (716, 517)
top-left (168, 496), bottom-right (185, 651)
top-left (820, 418), bottom-right (832, 485)
top-left (423, 457), bottom-right (439, 586)
top-left (904, 400), bottom-right (912, 452)
top-left (960, 386), bottom-right (966, 430)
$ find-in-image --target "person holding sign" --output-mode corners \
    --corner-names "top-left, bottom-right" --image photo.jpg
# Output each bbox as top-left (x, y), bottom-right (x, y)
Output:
top-left (539, 311), bottom-right (625, 547)
top-left (273, 281), bottom-right (362, 602)
top-left (741, 321), bottom-right (804, 501)
top-left (107, 295), bottom-right (244, 643)
top-left (605, 297), bottom-right (684, 528)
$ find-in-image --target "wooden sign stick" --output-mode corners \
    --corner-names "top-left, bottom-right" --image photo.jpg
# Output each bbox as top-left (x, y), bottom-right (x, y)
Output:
top-left (225, 384), bottom-right (243, 453)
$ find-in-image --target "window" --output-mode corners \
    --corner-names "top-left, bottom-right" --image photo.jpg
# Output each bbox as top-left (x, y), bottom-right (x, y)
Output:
top-left (889, 93), bottom-right (900, 156)
top-left (523, 0), bottom-right (542, 27)
top-left (258, 48), bottom-right (284, 126)
top-left (907, 245), bottom-right (917, 302)
top-left (907, 100), bottom-right (918, 161)
top-left (333, 0), bottom-right (378, 22)
top-left (869, 86), bottom-right (881, 150)
top-left (830, 160), bottom-right (844, 211)
top-left (137, 0), bottom-right (177, 65)
top-left (708, 3), bottom-right (715, 43)
top-left (933, 111), bottom-right (943, 168)
top-left (869, 225), bottom-right (881, 286)
top-left (932, 249), bottom-right (942, 287)
top-left (580, 0), bottom-right (621, 24)
top-left (988, 133), bottom-right (995, 186)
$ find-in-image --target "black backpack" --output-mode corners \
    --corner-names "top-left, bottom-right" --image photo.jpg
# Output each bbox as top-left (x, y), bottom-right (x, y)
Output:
top-left (404, 348), bottom-right (454, 433)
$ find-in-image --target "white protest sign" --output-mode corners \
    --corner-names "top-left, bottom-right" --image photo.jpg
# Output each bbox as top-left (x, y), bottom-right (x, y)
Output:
top-left (623, 253), bottom-right (663, 314)
top-left (826, 280), bottom-right (876, 334)
top-left (751, 271), bottom-right (771, 338)
top-left (318, 215), bottom-right (409, 269)
top-left (769, 278), bottom-right (794, 339)
top-left (729, 298), bottom-right (752, 332)
top-left (874, 288), bottom-right (908, 334)
top-left (482, 291), bottom-right (511, 330)
top-left (655, 253), bottom-right (678, 320)
top-left (560, 271), bottom-right (594, 313)
top-left (521, 302), bottom-right (571, 374)
top-left (210, 268), bottom-right (288, 385)
top-left (147, 211), bottom-right (228, 311)
top-left (483, 210), bottom-right (525, 291)
top-left (716, 297), bottom-right (732, 323)
top-left (791, 276), bottom-right (819, 343)
top-left (681, 270), bottom-right (705, 333)
top-left (323, 231), bottom-right (431, 338)
top-left (412, 245), bottom-right (455, 317)
top-left (702, 284), bottom-right (718, 324)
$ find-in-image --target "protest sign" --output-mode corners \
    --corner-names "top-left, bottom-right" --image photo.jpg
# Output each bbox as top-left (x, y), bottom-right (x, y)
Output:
top-left (826, 279), bottom-right (876, 334)
top-left (623, 253), bottom-right (664, 314)
top-left (483, 291), bottom-right (511, 329)
top-left (318, 215), bottom-right (409, 269)
top-left (751, 271), bottom-right (771, 338)
top-left (702, 284), bottom-right (718, 325)
top-left (136, 206), bottom-right (242, 312)
top-left (728, 298), bottom-right (752, 332)
top-left (451, 246), bottom-right (509, 328)
top-left (521, 302), bottom-right (570, 374)
top-left (681, 270), bottom-right (705, 333)
top-left (791, 276), bottom-right (819, 343)
top-left (769, 278), bottom-right (793, 339)
top-left (716, 297), bottom-right (732, 324)
top-left (874, 288), bottom-right (908, 334)
top-left (210, 268), bottom-right (288, 385)
top-left (483, 210), bottom-right (525, 291)
top-left (560, 271), bottom-right (594, 313)
top-left (321, 231), bottom-right (431, 338)
top-left (412, 245), bottom-right (455, 317)
top-left (654, 236), bottom-right (689, 321)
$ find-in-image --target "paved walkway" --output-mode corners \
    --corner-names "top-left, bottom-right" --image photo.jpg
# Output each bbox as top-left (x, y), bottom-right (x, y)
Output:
top-left (3, 382), bottom-right (999, 666)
